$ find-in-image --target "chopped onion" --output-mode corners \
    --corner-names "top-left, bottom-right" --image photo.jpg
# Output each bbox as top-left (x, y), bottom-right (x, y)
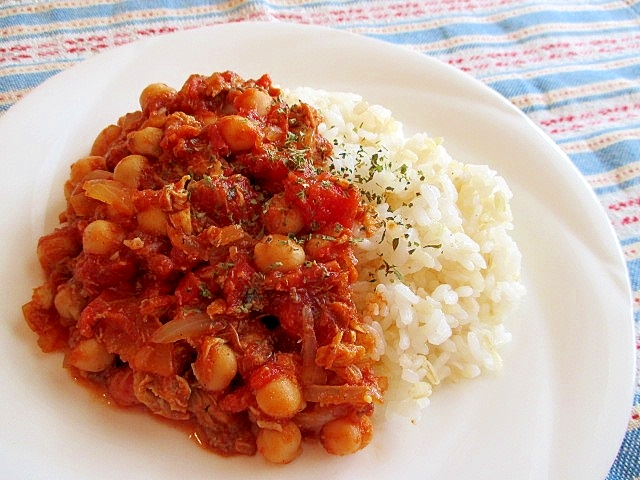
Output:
top-left (300, 305), bottom-right (325, 385)
top-left (83, 178), bottom-right (135, 216)
top-left (151, 311), bottom-right (222, 343)
top-left (294, 404), bottom-right (350, 433)
top-left (303, 384), bottom-right (375, 404)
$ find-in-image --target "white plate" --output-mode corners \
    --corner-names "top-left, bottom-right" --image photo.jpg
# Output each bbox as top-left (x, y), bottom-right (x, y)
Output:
top-left (0, 22), bottom-right (635, 480)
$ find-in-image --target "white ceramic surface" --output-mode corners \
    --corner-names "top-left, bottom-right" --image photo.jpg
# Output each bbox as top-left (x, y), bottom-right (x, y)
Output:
top-left (0, 22), bottom-right (634, 480)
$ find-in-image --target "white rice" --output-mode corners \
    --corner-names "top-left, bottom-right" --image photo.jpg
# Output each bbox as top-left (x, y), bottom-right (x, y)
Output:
top-left (283, 88), bottom-right (525, 420)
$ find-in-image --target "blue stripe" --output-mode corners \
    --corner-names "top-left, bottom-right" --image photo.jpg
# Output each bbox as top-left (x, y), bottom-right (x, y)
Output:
top-left (594, 177), bottom-right (640, 196)
top-left (515, 86), bottom-right (640, 115)
top-left (479, 51), bottom-right (640, 84)
top-left (5, 2), bottom-right (635, 43)
top-left (488, 63), bottom-right (640, 108)
top-left (365, 7), bottom-right (640, 46)
top-left (568, 139), bottom-right (640, 176)
top-left (0, 69), bottom-right (63, 94)
top-left (620, 235), bottom-right (640, 247)
top-left (626, 258), bottom-right (640, 291)
top-left (620, 236), bottom-right (640, 247)
top-left (0, 1), bottom-right (252, 41)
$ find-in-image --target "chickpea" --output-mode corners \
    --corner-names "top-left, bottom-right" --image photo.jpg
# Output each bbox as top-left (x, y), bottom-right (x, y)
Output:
top-left (216, 115), bottom-right (258, 152)
top-left (320, 415), bottom-right (373, 456)
top-left (255, 375), bottom-right (304, 419)
top-left (54, 282), bottom-right (86, 324)
top-left (127, 126), bottom-right (163, 157)
top-left (82, 219), bottom-right (125, 256)
top-left (65, 156), bottom-right (107, 198)
top-left (254, 234), bottom-right (305, 273)
top-left (263, 194), bottom-right (305, 235)
top-left (139, 83), bottom-right (176, 112)
top-left (91, 124), bottom-right (122, 156)
top-left (235, 88), bottom-right (273, 116)
top-left (65, 338), bottom-right (115, 372)
top-left (136, 207), bottom-right (168, 236)
top-left (256, 422), bottom-right (302, 464)
top-left (192, 338), bottom-right (238, 392)
top-left (113, 154), bottom-right (149, 189)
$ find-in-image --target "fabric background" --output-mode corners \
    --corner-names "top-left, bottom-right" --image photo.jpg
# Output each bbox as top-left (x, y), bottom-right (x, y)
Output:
top-left (1, 1), bottom-right (639, 478)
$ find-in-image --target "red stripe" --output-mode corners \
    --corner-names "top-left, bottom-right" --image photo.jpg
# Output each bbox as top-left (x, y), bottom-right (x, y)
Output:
top-left (537, 102), bottom-right (640, 135)
top-left (445, 34), bottom-right (640, 75)
top-left (621, 216), bottom-right (640, 226)
top-left (609, 196), bottom-right (640, 212)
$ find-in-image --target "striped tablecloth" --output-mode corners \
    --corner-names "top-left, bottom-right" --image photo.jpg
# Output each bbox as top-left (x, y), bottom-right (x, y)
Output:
top-left (1, 1), bottom-right (638, 478)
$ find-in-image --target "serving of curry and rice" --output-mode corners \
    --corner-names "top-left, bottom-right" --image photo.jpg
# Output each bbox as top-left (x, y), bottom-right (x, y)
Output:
top-left (22, 70), bottom-right (524, 464)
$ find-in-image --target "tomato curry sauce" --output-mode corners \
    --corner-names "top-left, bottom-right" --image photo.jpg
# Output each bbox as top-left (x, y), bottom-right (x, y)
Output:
top-left (22, 71), bottom-right (386, 463)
